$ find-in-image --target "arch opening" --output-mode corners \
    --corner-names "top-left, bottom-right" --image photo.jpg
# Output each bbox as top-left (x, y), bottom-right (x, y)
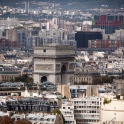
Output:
top-left (61, 65), bottom-right (67, 85)
top-left (41, 76), bottom-right (47, 83)
top-left (61, 65), bottom-right (67, 73)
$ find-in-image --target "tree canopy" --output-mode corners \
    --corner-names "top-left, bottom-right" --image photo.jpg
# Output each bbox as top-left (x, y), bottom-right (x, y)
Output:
top-left (15, 119), bottom-right (32, 124)
top-left (0, 116), bottom-right (14, 124)
top-left (14, 75), bottom-right (33, 83)
top-left (52, 108), bottom-right (61, 115)
top-left (0, 116), bottom-right (32, 124)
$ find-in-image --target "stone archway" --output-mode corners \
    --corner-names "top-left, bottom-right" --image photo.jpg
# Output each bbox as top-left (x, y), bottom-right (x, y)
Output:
top-left (41, 76), bottom-right (47, 83)
top-left (61, 65), bottom-right (67, 73)
top-left (61, 65), bottom-right (67, 84)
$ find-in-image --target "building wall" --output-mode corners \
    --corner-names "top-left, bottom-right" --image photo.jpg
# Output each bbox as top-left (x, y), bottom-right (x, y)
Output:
top-left (101, 100), bottom-right (124, 123)
top-left (33, 74), bottom-right (40, 84)
top-left (54, 115), bottom-right (65, 124)
top-left (0, 29), bottom-right (3, 39)
top-left (5, 29), bottom-right (17, 42)
top-left (113, 79), bottom-right (124, 95)
top-left (73, 97), bottom-right (101, 124)
top-left (0, 38), bottom-right (20, 48)
top-left (0, 74), bottom-right (19, 81)
top-left (88, 40), bottom-right (124, 48)
top-left (34, 45), bottom-right (75, 84)
top-left (57, 85), bottom-right (70, 98)
top-left (93, 15), bottom-right (124, 34)
top-left (34, 59), bottom-right (56, 73)
top-left (75, 31), bottom-right (102, 48)
top-left (74, 75), bottom-right (93, 84)
top-left (60, 102), bottom-right (76, 124)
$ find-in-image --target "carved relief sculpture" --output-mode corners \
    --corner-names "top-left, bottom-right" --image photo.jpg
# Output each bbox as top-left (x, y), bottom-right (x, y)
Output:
top-left (70, 76), bottom-right (74, 82)
top-left (35, 64), bottom-right (54, 71)
top-left (56, 64), bottom-right (60, 71)
top-left (69, 63), bottom-right (75, 70)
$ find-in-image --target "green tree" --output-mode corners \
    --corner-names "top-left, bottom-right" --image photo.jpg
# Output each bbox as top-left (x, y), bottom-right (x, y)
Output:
top-left (80, 81), bottom-right (88, 85)
top-left (103, 98), bottom-right (108, 105)
top-left (14, 75), bottom-right (33, 83)
top-left (32, 27), bottom-right (41, 30)
top-left (52, 108), bottom-right (61, 115)
top-left (15, 119), bottom-right (32, 124)
top-left (103, 98), bottom-right (112, 105)
top-left (101, 76), bottom-right (113, 83)
top-left (93, 77), bottom-right (103, 85)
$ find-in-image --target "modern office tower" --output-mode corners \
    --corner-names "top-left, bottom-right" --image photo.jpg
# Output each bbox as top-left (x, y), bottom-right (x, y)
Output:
top-left (73, 97), bottom-right (101, 124)
top-left (33, 44), bottom-right (75, 84)
top-left (75, 31), bottom-right (103, 48)
top-left (25, 2), bottom-right (30, 14)
top-left (17, 29), bottom-right (30, 50)
top-left (17, 30), bottom-right (26, 50)
top-left (93, 15), bottom-right (124, 34)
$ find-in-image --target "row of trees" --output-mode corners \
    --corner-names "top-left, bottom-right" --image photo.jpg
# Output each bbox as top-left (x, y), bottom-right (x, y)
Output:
top-left (14, 75), bottom-right (33, 84)
top-left (92, 76), bottom-right (114, 85)
top-left (3, 75), bottom-right (33, 84)
top-left (103, 98), bottom-right (112, 105)
top-left (0, 116), bottom-right (31, 124)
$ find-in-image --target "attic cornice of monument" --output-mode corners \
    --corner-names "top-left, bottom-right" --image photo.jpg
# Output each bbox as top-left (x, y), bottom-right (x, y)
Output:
top-left (33, 54), bottom-right (75, 58)
top-left (33, 72), bottom-right (74, 75)
top-left (34, 45), bottom-right (75, 50)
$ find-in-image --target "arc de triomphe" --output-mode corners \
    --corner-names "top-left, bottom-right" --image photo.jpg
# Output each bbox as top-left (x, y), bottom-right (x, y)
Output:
top-left (33, 44), bottom-right (75, 85)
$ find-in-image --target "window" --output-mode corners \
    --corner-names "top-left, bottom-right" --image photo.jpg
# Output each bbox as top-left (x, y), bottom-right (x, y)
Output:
top-left (43, 49), bottom-right (46, 52)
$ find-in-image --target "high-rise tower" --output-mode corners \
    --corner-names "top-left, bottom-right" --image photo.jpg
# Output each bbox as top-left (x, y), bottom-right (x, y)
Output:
top-left (25, 2), bottom-right (30, 14)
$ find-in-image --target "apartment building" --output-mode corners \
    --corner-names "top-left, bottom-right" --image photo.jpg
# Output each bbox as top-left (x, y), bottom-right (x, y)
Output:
top-left (74, 74), bottom-right (93, 84)
top-left (57, 85), bottom-right (103, 99)
top-left (11, 113), bottom-right (65, 124)
top-left (60, 101), bottom-right (76, 124)
top-left (0, 97), bottom-right (58, 113)
top-left (0, 65), bottom-right (19, 82)
top-left (27, 114), bottom-right (64, 124)
top-left (73, 97), bottom-right (102, 124)
top-left (101, 99), bottom-right (124, 123)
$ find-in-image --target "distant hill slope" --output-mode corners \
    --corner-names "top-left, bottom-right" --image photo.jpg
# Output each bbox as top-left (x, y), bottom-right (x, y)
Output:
top-left (0, 0), bottom-right (123, 8)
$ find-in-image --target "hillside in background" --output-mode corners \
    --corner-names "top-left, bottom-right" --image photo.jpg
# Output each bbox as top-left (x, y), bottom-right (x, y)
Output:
top-left (0, 0), bottom-right (124, 9)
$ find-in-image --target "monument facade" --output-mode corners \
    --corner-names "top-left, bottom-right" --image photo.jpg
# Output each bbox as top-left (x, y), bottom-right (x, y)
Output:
top-left (33, 44), bottom-right (75, 84)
